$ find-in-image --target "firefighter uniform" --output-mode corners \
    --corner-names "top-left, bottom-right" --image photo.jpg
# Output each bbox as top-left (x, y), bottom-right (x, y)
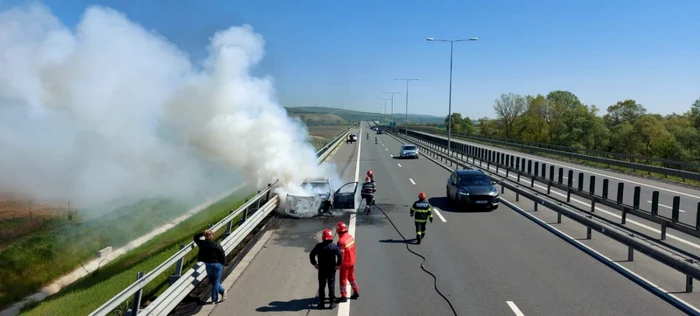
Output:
top-left (336, 222), bottom-right (359, 302)
top-left (310, 229), bottom-right (342, 309)
top-left (410, 194), bottom-right (433, 244)
top-left (360, 178), bottom-right (376, 213)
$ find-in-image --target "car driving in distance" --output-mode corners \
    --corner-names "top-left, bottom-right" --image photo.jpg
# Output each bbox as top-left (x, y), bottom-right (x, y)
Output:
top-left (399, 144), bottom-right (419, 159)
top-left (376, 128), bottom-right (383, 134)
top-left (446, 169), bottom-right (499, 210)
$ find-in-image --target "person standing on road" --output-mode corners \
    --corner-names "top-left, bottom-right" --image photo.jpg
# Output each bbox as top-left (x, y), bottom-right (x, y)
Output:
top-left (336, 221), bottom-right (360, 302)
top-left (360, 176), bottom-right (376, 214)
top-left (410, 192), bottom-right (433, 244)
top-left (366, 170), bottom-right (375, 183)
top-left (194, 230), bottom-right (227, 303)
top-left (310, 229), bottom-right (343, 309)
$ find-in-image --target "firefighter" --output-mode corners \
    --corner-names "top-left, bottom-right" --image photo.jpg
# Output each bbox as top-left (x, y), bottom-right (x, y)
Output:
top-left (360, 176), bottom-right (376, 214)
top-left (336, 222), bottom-right (359, 302)
top-left (310, 229), bottom-right (342, 309)
top-left (410, 192), bottom-right (433, 244)
top-left (366, 170), bottom-right (375, 183)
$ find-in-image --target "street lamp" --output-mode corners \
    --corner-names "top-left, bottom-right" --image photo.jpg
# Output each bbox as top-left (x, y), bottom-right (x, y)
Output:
top-left (395, 78), bottom-right (419, 135)
top-left (383, 98), bottom-right (391, 125)
top-left (426, 36), bottom-right (477, 154)
top-left (384, 92), bottom-right (401, 125)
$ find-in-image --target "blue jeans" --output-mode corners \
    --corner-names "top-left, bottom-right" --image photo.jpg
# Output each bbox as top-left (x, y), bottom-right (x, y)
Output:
top-left (205, 263), bottom-right (225, 302)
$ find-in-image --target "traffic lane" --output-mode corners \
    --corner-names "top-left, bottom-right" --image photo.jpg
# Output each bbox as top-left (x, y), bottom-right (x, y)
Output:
top-left (437, 139), bottom-right (697, 225)
top-left (438, 145), bottom-right (700, 257)
top-left (209, 131), bottom-right (358, 315)
top-left (384, 134), bottom-right (684, 316)
top-left (415, 130), bottom-right (700, 204)
top-left (210, 217), bottom-right (350, 316)
top-left (349, 128), bottom-right (455, 316)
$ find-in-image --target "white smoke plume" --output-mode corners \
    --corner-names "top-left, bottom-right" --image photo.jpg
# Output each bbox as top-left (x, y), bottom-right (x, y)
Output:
top-left (0, 4), bottom-right (336, 211)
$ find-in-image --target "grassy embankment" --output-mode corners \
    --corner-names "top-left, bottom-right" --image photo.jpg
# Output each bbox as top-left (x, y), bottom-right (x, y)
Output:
top-left (414, 125), bottom-right (700, 187)
top-left (308, 125), bottom-right (351, 149)
top-left (19, 192), bottom-right (251, 315)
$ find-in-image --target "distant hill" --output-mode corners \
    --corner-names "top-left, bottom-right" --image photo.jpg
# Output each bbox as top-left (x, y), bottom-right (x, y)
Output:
top-left (286, 110), bottom-right (347, 126)
top-left (285, 106), bottom-right (445, 124)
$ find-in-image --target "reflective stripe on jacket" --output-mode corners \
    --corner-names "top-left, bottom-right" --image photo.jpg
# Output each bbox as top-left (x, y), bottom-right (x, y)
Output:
top-left (337, 233), bottom-right (356, 267)
top-left (410, 199), bottom-right (433, 223)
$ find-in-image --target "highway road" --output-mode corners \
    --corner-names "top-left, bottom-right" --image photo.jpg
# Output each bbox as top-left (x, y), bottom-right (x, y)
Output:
top-left (200, 122), bottom-right (685, 316)
top-left (411, 130), bottom-right (700, 227)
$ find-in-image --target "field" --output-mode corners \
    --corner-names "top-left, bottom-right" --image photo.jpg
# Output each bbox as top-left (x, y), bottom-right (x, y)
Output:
top-left (307, 125), bottom-right (351, 149)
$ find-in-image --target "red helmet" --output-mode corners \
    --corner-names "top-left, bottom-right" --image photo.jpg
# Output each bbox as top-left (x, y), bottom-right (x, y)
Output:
top-left (365, 176), bottom-right (371, 182)
top-left (336, 221), bottom-right (348, 234)
top-left (367, 170), bottom-right (373, 176)
top-left (322, 229), bottom-right (333, 241)
top-left (419, 192), bottom-right (427, 200)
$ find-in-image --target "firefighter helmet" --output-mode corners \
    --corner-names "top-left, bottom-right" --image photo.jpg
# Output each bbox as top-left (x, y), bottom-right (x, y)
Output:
top-left (322, 229), bottom-right (333, 241)
top-left (419, 192), bottom-right (427, 200)
top-left (365, 176), bottom-right (371, 182)
top-left (367, 170), bottom-right (373, 176)
top-left (336, 221), bottom-right (348, 234)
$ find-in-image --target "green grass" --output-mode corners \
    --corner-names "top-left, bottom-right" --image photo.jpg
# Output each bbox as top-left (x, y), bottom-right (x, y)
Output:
top-left (412, 126), bottom-right (700, 187)
top-left (0, 198), bottom-right (200, 309)
top-left (20, 191), bottom-right (252, 316)
top-left (308, 125), bottom-right (350, 149)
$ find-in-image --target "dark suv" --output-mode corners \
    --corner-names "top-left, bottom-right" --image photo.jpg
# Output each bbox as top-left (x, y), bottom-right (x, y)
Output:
top-left (446, 169), bottom-right (499, 210)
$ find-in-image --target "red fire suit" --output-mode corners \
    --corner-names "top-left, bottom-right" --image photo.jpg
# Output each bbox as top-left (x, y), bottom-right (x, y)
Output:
top-left (337, 232), bottom-right (359, 298)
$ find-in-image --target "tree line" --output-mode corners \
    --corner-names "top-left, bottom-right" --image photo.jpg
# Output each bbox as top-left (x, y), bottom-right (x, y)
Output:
top-left (436, 91), bottom-right (700, 163)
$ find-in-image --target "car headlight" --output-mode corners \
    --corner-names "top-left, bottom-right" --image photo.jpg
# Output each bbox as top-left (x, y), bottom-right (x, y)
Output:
top-left (458, 189), bottom-right (469, 195)
top-left (491, 187), bottom-right (499, 195)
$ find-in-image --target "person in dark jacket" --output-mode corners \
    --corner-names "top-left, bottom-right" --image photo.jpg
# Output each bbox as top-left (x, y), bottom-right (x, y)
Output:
top-left (194, 230), bottom-right (227, 303)
top-left (410, 192), bottom-right (433, 244)
top-left (310, 229), bottom-right (342, 309)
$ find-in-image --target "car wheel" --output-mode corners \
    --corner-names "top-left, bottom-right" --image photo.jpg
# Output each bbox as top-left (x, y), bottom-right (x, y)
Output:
top-left (446, 187), bottom-right (452, 203)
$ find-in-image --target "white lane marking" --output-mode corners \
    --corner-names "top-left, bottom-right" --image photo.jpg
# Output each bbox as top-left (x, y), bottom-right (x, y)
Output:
top-left (432, 207), bottom-right (447, 222)
top-left (414, 137), bottom-right (700, 315)
top-left (397, 163), bottom-right (402, 168)
top-left (385, 148), bottom-right (388, 151)
top-left (426, 132), bottom-right (700, 199)
top-left (409, 178), bottom-right (416, 185)
top-left (646, 200), bottom-right (687, 212)
top-left (340, 124), bottom-right (363, 316)
top-left (506, 301), bottom-right (525, 316)
top-left (489, 165), bottom-right (700, 250)
top-left (501, 197), bottom-right (700, 315)
top-left (390, 154), bottom-right (393, 158)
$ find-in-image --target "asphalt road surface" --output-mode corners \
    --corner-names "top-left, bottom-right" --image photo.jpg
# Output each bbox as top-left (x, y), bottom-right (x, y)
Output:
top-left (411, 130), bottom-right (700, 227)
top-left (204, 122), bottom-right (685, 316)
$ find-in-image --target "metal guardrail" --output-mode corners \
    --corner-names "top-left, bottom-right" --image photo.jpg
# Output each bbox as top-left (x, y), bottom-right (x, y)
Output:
top-left (387, 130), bottom-right (700, 314)
top-left (395, 129), bottom-right (700, 241)
top-left (90, 127), bottom-right (353, 316)
top-left (403, 127), bottom-right (700, 182)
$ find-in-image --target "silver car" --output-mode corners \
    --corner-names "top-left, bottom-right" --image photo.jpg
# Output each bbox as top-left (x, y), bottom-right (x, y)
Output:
top-left (399, 144), bottom-right (419, 159)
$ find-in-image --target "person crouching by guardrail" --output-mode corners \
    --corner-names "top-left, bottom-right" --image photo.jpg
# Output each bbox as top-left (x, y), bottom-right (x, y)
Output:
top-left (194, 230), bottom-right (227, 303)
top-left (310, 229), bottom-right (342, 309)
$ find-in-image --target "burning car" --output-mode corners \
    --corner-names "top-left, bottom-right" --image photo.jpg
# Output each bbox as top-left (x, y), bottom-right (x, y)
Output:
top-left (284, 178), bottom-right (361, 218)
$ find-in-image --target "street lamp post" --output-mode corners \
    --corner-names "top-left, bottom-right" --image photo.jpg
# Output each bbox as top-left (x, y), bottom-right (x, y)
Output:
top-left (383, 98), bottom-right (391, 125)
top-left (426, 36), bottom-right (477, 154)
top-left (384, 92), bottom-right (401, 125)
top-left (395, 78), bottom-right (420, 135)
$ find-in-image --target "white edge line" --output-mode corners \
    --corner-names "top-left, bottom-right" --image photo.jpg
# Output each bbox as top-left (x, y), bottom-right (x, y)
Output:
top-left (397, 163), bottom-right (402, 168)
top-left (339, 124), bottom-right (362, 316)
top-left (421, 131), bottom-right (700, 200)
top-left (410, 134), bottom-right (700, 314)
top-left (409, 178), bottom-right (416, 185)
top-left (500, 198), bottom-right (700, 315)
top-left (484, 165), bottom-right (700, 250)
top-left (506, 301), bottom-right (525, 316)
top-left (432, 207), bottom-right (447, 222)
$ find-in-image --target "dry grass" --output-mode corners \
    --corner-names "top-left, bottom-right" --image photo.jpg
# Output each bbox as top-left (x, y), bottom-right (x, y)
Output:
top-left (0, 198), bottom-right (75, 251)
top-left (307, 125), bottom-right (349, 149)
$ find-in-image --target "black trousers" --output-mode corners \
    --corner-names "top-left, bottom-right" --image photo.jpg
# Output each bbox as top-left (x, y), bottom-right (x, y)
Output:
top-left (318, 268), bottom-right (336, 300)
top-left (415, 222), bottom-right (427, 239)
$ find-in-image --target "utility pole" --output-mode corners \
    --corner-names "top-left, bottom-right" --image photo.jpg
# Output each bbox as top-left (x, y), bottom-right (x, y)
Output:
top-left (384, 92), bottom-right (401, 125)
top-left (395, 78), bottom-right (419, 135)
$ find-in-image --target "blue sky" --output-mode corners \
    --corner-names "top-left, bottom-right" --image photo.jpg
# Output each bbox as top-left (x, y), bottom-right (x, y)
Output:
top-left (2, 0), bottom-right (699, 119)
